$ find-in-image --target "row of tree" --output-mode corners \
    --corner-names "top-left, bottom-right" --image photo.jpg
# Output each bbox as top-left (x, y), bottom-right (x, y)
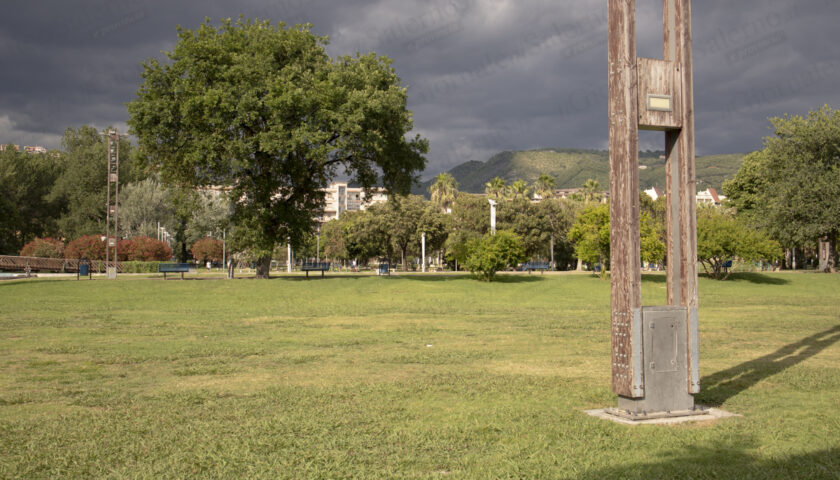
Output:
top-left (1, 126), bottom-right (231, 261)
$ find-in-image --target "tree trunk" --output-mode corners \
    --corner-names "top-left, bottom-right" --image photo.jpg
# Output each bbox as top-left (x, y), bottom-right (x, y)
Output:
top-left (827, 232), bottom-right (838, 273)
top-left (256, 255), bottom-right (271, 278)
top-left (819, 236), bottom-right (832, 272)
top-left (401, 246), bottom-right (407, 271)
top-left (576, 258), bottom-right (583, 271)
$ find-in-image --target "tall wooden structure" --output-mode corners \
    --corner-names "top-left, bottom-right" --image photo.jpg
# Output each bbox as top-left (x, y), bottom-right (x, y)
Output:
top-left (608, 0), bottom-right (700, 417)
top-left (105, 129), bottom-right (120, 280)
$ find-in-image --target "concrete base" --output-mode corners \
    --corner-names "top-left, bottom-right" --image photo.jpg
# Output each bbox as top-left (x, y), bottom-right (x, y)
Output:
top-left (585, 406), bottom-right (739, 425)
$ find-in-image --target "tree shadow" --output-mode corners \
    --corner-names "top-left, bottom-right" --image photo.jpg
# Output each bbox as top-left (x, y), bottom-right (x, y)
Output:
top-left (577, 446), bottom-right (840, 480)
top-left (697, 325), bottom-right (840, 407)
top-left (719, 272), bottom-right (791, 285)
top-left (641, 273), bottom-right (667, 284)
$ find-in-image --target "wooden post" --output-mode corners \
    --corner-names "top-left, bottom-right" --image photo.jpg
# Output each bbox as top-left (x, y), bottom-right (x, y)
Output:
top-left (663, 0), bottom-right (700, 394)
top-left (608, 0), bottom-right (642, 398)
top-left (608, 0), bottom-right (698, 402)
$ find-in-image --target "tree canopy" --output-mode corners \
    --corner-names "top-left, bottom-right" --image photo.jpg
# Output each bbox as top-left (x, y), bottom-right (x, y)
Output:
top-left (127, 18), bottom-right (427, 277)
top-left (724, 105), bottom-right (840, 271)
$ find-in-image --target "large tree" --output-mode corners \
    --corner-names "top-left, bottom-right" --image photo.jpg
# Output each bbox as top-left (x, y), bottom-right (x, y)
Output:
top-left (127, 19), bottom-right (427, 277)
top-left (724, 106), bottom-right (840, 272)
top-left (697, 206), bottom-right (782, 280)
top-left (0, 147), bottom-right (63, 254)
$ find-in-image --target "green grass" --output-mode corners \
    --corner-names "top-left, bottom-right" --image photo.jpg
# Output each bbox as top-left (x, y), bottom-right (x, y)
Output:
top-left (1, 272), bottom-right (839, 478)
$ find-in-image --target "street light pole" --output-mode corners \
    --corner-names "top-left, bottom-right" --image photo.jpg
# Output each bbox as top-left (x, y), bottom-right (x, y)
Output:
top-left (488, 199), bottom-right (497, 235)
top-left (421, 232), bottom-right (426, 273)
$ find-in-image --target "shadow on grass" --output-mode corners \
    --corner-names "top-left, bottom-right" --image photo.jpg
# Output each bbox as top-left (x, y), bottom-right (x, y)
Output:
top-left (715, 272), bottom-right (791, 285)
top-left (259, 273), bottom-right (545, 284)
top-left (697, 325), bottom-right (840, 407)
top-left (577, 446), bottom-right (840, 480)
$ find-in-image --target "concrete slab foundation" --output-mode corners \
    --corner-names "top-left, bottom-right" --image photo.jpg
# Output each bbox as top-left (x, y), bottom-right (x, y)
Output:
top-left (584, 407), bottom-right (739, 426)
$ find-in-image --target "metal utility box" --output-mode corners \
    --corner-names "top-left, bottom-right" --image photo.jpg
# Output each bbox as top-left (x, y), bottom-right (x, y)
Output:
top-left (614, 306), bottom-right (699, 418)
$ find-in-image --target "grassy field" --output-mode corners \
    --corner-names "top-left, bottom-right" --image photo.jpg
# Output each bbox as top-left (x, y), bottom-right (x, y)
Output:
top-left (1, 272), bottom-right (839, 478)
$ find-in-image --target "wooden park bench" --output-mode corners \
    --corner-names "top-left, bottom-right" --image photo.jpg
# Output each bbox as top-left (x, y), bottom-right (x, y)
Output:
top-left (301, 262), bottom-right (330, 278)
top-left (158, 263), bottom-right (190, 279)
top-left (522, 262), bottom-right (551, 274)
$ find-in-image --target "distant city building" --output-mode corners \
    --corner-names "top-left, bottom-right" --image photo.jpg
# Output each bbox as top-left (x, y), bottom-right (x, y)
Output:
top-left (319, 182), bottom-right (388, 222)
top-left (0, 144), bottom-right (20, 152)
top-left (23, 145), bottom-right (47, 154)
top-left (696, 188), bottom-right (725, 206)
top-left (643, 187), bottom-right (664, 201)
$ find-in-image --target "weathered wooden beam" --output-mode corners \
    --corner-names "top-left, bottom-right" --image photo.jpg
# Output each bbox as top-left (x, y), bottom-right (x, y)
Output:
top-left (664, 0), bottom-right (700, 394)
top-left (608, 0), bottom-right (643, 398)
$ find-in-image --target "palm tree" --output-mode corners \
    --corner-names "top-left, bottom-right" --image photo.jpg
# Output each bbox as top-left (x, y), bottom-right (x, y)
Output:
top-left (510, 179), bottom-right (531, 201)
top-left (534, 173), bottom-right (557, 200)
top-left (429, 172), bottom-right (458, 213)
top-left (582, 178), bottom-right (602, 203)
top-left (485, 177), bottom-right (507, 201)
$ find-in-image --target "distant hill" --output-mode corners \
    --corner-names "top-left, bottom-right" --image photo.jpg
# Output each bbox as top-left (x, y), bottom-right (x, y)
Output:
top-left (414, 148), bottom-right (747, 196)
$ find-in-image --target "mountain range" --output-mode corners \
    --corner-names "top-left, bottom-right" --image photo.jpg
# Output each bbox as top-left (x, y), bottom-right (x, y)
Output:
top-left (414, 148), bottom-right (747, 196)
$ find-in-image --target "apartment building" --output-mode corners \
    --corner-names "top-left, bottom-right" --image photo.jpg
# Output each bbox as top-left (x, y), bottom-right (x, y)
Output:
top-left (319, 182), bottom-right (388, 222)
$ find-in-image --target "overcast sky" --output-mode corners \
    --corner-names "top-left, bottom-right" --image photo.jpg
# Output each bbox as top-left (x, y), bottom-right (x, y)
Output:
top-left (1, 0), bottom-right (838, 178)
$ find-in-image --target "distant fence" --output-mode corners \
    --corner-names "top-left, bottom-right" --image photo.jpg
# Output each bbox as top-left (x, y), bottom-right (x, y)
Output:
top-left (0, 255), bottom-right (123, 273)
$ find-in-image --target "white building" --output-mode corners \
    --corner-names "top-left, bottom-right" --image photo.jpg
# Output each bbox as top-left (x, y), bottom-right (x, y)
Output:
top-left (319, 182), bottom-right (388, 222)
top-left (644, 187), bottom-right (664, 201)
top-left (696, 188), bottom-right (725, 206)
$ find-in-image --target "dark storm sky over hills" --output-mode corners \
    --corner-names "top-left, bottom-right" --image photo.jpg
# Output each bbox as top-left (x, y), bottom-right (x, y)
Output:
top-left (1, 0), bottom-right (838, 178)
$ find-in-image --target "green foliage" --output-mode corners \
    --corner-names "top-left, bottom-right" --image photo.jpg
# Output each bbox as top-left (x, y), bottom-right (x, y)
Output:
top-left (191, 237), bottom-right (224, 263)
top-left (569, 204), bottom-right (664, 276)
top-left (428, 172), bottom-right (458, 213)
top-left (463, 231), bottom-right (527, 281)
top-left (128, 18), bottom-right (427, 277)
top-left (120, 261), bottom-right (167, 273)
top-left (508, 179), bottom-right (531, 201)
top-left (0, 147), bottom-right (64, 254)
top-left (484, 177), bottom-right (506, 200)
top-left (19, 237), bottom-right (65, 258)
top-left (568, 203), bottom-right (610, 272)
top-left (119, 177), bottom-right (173, 239)
top-left (65, 235), bottom-right (106, 260)
top-left (533, 173), bottom-right (556, 199)
top-left (725, 106), bottom-right (840, 271)
top-left (697, 206), bottom-right (782, 280)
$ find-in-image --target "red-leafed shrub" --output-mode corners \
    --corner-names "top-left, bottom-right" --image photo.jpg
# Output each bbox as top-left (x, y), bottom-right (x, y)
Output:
top-left (19, 237), bottom-right (65, 258)
top-left (65, 235), bottom-right (106, 260)
top-left (190, 237), bottom-right (224, 263)
top-left (117, 239), bottom-right (132, 262)
top-left (124, 236), bottom-right (172, 261)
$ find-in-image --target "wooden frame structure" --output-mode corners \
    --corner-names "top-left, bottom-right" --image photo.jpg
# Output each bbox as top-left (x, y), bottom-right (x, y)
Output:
top-left (608, 0), bottom-right (699, 408)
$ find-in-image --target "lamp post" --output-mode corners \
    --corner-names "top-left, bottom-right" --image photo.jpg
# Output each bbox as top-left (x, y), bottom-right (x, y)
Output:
top-left (421, 232), bottom-right (426, 273)
top-left (488, 199), bottom-right (497, 235)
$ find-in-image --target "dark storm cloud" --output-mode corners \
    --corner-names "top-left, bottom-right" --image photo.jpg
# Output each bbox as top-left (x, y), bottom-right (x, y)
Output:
top-left (1, 0), bottom-right (838, 177)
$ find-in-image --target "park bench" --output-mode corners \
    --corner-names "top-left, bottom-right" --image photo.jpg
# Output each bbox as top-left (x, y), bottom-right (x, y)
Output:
top-left (302, 261), bottom-right (330, 278)
top-left (158, 263), bottom-right (190, 279)
top-left (523, 262), bottom-right (551, 274)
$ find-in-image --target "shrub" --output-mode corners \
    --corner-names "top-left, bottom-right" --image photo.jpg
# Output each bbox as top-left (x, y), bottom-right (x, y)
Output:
top-left (19, 237), bottom-right (65, 258)
top-left (463, 231), bottom-right (527, 282)
top-left (121, 261), bottom-right (166, 273)
top-left (65, 235), bottom-right (106, 260)
top-left (124, 236), bottom-right (172, 261)
top-left (190, 237), bottom-right (224, 263)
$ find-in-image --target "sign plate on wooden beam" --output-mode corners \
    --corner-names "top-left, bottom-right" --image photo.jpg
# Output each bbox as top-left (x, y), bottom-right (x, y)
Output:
top-left (638, 58), bottom-right (681, 130)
